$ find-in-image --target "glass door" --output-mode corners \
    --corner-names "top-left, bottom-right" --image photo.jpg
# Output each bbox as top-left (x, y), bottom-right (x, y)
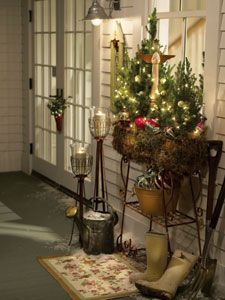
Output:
top-left (33, 0), bottom-right (58, 181)
top-left (60, 0), bottom-right (93, 194)
top-left (32, 0), bottom-right (94, 194)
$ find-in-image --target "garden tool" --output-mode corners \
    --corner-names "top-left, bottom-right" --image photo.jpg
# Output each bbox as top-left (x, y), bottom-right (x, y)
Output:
top-left (201, 140), bottom-right (223, 295)
top-left (180, 174), bottom-right (225, 299)
top-left (129, 232), bottom-right (168, 283)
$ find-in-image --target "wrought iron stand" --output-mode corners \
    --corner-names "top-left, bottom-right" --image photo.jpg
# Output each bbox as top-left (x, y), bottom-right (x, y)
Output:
top-left (117, 155), bottom-right (203, 257)
top-left (68, 174), bottom-right (86, 246)
top-left (93, 138), bottom-right (108, 211)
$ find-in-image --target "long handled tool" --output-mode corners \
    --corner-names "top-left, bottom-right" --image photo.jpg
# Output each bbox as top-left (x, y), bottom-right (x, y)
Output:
top-left (181, 173), bottom-right (225, 299)
top-left (201, 140), bottom-right (223, 295)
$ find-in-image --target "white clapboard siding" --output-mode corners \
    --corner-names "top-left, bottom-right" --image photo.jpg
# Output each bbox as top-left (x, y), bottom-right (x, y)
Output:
top-left (0, 0), bottom-right (22, 172)
top-left (212, 0), bottom-right (225, 284)
top-left (217, 84), bottom-right (225, 99)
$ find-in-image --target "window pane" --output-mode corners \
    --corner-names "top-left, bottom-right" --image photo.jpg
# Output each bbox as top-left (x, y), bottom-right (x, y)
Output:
top-left (65, 69), bottom-right (75, 98)
top-left (186, 17), bottom-right (205, 76)
top-left (44, 130), bottom-right (51, 161)
top-left (43, 67), bottom-right (50, 97)
top-left (76, 0), bottom-right (84, 31)
top-left (85, 71), bottom-right (92, 107)
top-left (51, 0), bottom-right (56, 31)
top-left (65, 104), bottom-right (75, 138)
top-left (50, 72), bottom-right (56, 96)
top-left (44, 98), bottom-right (51, 130)
top-left (34, 1), bottom-right (42, 32)
top-left (158, 18), bottom-right (183, 68)
top-left (85, 108), bottom-right (91, 143)
top-left (76, 71), bottom-right (84, 105)
top-left (44, 34), bottom-right (50, 65)
top-left (35, 34), bottom-right (42, 64)
top-left (75, 106), bottom-right (83, 141)
top-left (35, 66), bottom-right (42, 95)
top-left (35, 97), bottom-right (43, 127)
top-left (35, 128), bottom-right (43, 158)
top-left (85, 33), bottom-right (92, 69)
top-left (76, 33), bottom-right (84, 69)
top-left (51, 34), bottom-right (56, 65)
top-left (65, 0), bottom-right (75, 31)
top-left (43, 0), bottom-right (49, 32)
top-left (65, 33), bottom-right (74, 68)
top-left (182, 0), bottom-right (206, 11)
top-left (155, 0), bottom-right (179, 12)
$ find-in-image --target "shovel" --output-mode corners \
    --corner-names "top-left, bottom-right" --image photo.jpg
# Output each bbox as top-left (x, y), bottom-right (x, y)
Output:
top-left (181, 172), bottom-right (225, 299)
top-left (201, 140), bottom-right (223, 295)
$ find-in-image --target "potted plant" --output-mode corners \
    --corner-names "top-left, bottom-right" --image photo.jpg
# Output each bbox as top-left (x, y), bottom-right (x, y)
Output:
top-left (47, 95), bottom-right (69, 132)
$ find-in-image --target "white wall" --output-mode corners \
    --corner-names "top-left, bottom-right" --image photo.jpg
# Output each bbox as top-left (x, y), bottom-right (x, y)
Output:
top-left (0, 0), bottom-right (23, 172)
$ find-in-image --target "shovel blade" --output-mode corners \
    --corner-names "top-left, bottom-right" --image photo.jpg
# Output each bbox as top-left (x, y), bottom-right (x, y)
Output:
top-left (201, 258), bottom-right (217, 296)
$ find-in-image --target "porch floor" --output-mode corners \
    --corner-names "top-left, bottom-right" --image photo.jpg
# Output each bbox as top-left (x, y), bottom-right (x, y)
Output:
top-left (0, 171), bottom-right (141, 300)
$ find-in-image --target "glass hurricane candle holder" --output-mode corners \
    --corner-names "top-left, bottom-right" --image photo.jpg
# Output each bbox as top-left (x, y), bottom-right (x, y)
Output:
top-left (70, 142), bottom-right (93, 176)
top-left (89, 107), bottom-right (111, 139)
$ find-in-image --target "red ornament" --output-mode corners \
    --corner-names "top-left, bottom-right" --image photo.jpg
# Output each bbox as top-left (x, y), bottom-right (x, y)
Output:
top-left (196, 122), bottom-right (205, 133)
top-left (145, 118), bottom-right (160, 128)
top-left (134, 116), bottom-right (146, 129)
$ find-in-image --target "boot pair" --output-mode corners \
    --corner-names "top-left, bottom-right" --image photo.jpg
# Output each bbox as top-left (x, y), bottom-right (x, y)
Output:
top-left (129, 232), bottom-right (197, 300)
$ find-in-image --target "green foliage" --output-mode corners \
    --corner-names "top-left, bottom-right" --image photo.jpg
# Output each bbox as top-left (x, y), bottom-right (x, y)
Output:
top-left (47, 96), bottom-right (68, 117)
top-left (113, 50), bottom-right (152, 120)
top-left (112, 10), bottom-right (204, 134)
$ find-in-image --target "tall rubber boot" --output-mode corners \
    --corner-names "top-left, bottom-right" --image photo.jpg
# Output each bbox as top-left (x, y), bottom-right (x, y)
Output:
top-left (135, 249), bottom-right (197, 300)
top-left (130, 232), bottom-right (168, 283)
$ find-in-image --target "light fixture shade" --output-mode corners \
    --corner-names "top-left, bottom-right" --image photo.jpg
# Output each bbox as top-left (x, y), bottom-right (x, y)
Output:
top-left (84, 0), bottom-right (109, 21)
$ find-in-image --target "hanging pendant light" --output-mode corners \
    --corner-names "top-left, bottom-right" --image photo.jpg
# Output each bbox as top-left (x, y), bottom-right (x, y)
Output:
top-left (84, 0), bottom-right (121, 26)
top-left (84, 0), bottom-right (109, 26)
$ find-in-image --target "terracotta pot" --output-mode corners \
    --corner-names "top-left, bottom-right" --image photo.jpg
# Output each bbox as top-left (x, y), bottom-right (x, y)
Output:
top-left (55, 115), bottom-right (63, 132)
top-left (134, 185), bottom-right (180, 216)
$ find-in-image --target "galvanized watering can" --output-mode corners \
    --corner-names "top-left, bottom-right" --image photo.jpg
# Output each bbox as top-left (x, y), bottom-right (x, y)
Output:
top-left (74, 200), bottom-right (118, 255)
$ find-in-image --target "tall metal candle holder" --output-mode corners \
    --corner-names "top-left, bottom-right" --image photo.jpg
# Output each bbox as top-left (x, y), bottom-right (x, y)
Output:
top-left (89, 107), bottom-right (111, 211)
top-left (68, 142), bottom-right (93, 245)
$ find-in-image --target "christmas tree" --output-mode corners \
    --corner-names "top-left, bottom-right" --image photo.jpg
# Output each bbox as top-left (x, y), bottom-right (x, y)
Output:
top-left (112, 8), bottom-right (204, 136)
top-left (112, 9), bottom-right (207, 175)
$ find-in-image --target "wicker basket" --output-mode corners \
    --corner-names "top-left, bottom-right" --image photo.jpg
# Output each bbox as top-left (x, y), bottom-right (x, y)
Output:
top-left (134, 185), bottom-right (180, 216)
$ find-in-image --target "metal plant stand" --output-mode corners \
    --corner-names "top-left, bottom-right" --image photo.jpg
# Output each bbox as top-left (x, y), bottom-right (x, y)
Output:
top-left (93, 138), bottom-right (107, 211)
top-left (68, 174), bottom-right (86, 246)
top-left (89, 107), bottom-right (111, 211)
top-left (68, 143), bottom-right (93, 246)
top-left (117, 155), bottom-right (203, 257)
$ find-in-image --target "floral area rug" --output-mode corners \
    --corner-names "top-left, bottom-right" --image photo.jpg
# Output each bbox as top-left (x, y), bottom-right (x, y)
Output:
top-left (38, 251), bottom-right (138, 300)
